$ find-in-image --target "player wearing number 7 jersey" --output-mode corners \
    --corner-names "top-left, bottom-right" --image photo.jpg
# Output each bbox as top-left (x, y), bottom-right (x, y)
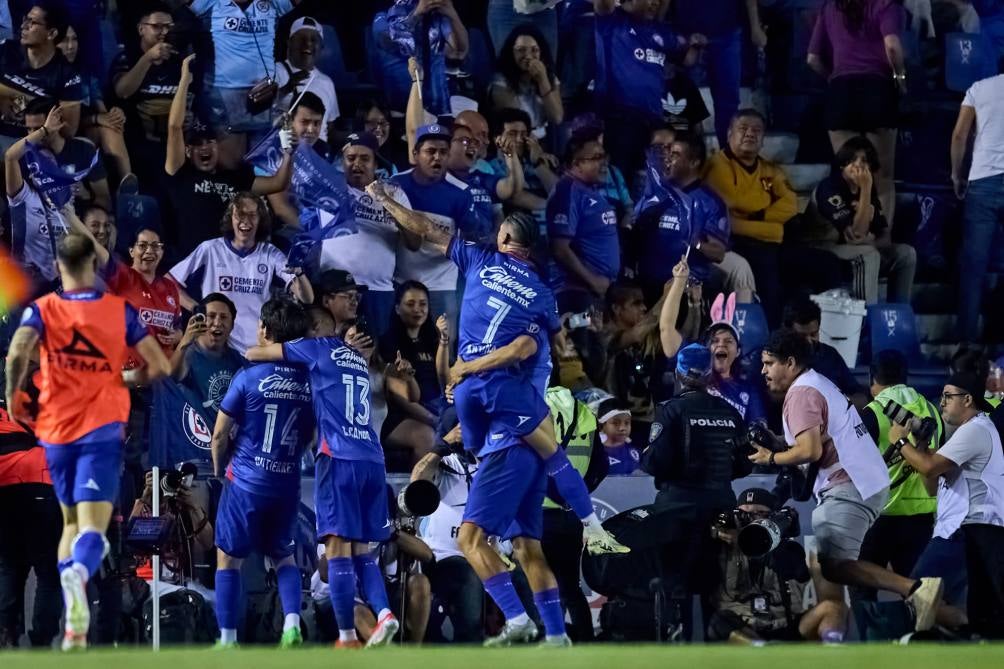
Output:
top-left (246, 306), bottom-right (400, 649)
top-left (369, 182), bottom-right (627, 646)
top-left (211, 299), bottom-right (315, 649)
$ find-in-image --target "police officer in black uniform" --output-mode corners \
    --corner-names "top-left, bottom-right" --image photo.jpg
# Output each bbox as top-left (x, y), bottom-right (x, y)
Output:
top-left (642, 343), bottom-right (752, 634)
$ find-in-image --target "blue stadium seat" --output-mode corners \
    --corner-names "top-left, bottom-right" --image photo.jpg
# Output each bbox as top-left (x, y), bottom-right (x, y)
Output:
top-left (945, 33), bottom-right (995, 93)
top-left (317, 23), bottom-right (358, 87)
top-left (865, 304), bottom-right (922, 363)
top-left (463, 28), bottom-right (494, 94)
top-left (733, 303), bottom-right (770, 354)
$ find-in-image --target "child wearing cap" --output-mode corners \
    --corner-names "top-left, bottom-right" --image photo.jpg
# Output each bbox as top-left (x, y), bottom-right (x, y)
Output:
top-left (597, 398), bottom-right (640, 475)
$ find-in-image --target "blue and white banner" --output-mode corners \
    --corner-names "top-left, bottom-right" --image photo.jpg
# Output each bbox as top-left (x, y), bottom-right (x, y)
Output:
top-left (148, 378), bottom-right (215, 469)
top-left (22, 142), bottom-right (99, 208)
top-left (245, 129), bottom-right (358, 268)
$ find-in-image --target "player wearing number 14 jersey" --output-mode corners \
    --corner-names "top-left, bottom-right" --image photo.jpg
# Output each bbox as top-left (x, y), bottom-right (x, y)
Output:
top-left (211, 299), bottom-right (314, 649)
top-left (246, 299), bottom-right (400, 649)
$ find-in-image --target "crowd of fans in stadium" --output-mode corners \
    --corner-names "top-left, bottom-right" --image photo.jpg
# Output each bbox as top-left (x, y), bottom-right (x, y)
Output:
top-left (1, 0), bottom-right (1004, 650)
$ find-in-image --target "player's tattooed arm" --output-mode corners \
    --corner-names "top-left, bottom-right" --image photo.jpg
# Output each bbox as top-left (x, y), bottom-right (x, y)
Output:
top-left (365, 181), bottom-right (451, 255)
top-left (211, 411), bottom-right (236, 477)
top-left (4, 327), bottom-right (39, 424)
top-left (448, 335), bottom-right (538, 388)
top-left (245, 343), bottom-right (284, 362)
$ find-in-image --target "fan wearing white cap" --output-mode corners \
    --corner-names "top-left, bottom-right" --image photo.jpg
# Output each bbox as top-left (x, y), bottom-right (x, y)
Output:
top-left (274, 16), bottom-right (339, 142)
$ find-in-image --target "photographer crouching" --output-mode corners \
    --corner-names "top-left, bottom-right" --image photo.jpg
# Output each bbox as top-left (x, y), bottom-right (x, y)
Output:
top-left (641, 343), bottom-right (753, 636)
top-left (127, 466), bottom-right (214, 590)
top-left (707, 488), bottom-right (847, 643)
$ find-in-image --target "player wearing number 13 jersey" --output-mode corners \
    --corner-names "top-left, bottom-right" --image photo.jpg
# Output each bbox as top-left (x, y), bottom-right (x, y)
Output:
top-left (246, 307), bottom-right (400, 648)
top-left (211, 299), bottom-right (314, 648)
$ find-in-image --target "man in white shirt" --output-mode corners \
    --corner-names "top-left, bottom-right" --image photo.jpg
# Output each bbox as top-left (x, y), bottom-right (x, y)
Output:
top-left (274, 17), bottom-right (339, 142)
top-left (896, 370), bottom-right (1004, 638)
top-left (321, 132), bottom-right (404, 336)
top-left (950, 72), bottom-right (1004, 343)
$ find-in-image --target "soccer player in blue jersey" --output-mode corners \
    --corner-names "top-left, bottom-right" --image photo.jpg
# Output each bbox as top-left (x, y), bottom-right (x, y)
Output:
top-left (210, 299), bottom-right (314, 648)
top-left (369, 182), bottom-right (628, 644)
top-left (246, 314), bottom-right (400, 649)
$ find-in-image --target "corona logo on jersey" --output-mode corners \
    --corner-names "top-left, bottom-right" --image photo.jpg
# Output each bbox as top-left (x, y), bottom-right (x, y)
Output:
top-left (49, 328), bottom-right (114, 374)
top-left (182, 403), bottom-right (212, 450)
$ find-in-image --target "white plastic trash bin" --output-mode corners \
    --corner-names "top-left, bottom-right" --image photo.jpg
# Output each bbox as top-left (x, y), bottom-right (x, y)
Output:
top-left (811, 290), bottom-right (867, 369)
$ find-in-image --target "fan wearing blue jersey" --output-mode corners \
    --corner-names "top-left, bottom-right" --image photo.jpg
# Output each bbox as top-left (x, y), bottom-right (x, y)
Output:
top-left (246, 322), bottom-right (400, 649)
top-left (210, 299), bottom-right (313, 649)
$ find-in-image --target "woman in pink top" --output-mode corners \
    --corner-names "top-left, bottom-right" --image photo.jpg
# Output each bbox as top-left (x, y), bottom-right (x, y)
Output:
top-left (806, 0), bottom-right (907, 224)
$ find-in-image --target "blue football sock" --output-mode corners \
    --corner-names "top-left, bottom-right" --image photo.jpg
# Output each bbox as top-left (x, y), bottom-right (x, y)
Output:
top-left (483, 571), bottom-right (526, 621)
top-left (544, 450), bottom-right (594, 520)
top-left (275, 564), bottom-right (302, 618)
top-left (70, 530), bottom-right (105, 578)
top-left (533, 588), bottom-right (566, 637)
top-left (215, 568), bottom-right (241, 633)
top-left (58, 557), bottom-right (73, 574)
top-left (352, 554), bottom-right (390, 616)
top-left (327, 557), bottom-right (357, 632)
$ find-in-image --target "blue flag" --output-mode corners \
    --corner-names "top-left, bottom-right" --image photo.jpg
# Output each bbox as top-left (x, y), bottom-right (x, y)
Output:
top-left (245, 129), bottom-right (358, 268)
top-left (21, 142), bottom-right (99, 208)
top-left (148, 378), bottom-right (216, 470)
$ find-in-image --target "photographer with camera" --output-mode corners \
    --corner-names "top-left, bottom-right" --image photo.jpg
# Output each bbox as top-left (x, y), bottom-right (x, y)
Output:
top-left (707, 488), bottom-right (848, 643)
top-left (749, 329), bottom-right (944, 632)
top-left (127, 466), bottom-right (214, 590)
top-left (856, 351), bottom-right (945, 592)
top-left (641, 343), bottom-right (753, 634)
top-left (892, 369), bottom-right (1004, 638)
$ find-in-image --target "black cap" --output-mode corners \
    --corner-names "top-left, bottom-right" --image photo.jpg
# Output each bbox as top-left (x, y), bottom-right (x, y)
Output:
top-left (317, 269), bottom-right (367, 296)
top-left (184, 121), bottom-right (219, 145)
top-left (737, 488), bottom-right (778, 510)
top-left (946, 371), bottom-right (993, 412)
top-left (342, 131), bottom-right (379, 154)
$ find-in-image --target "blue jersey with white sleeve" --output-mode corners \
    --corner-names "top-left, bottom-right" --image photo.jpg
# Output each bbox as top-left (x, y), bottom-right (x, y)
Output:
top-left (450, 238), bottom-right (559, 377)
top-left (219, 362), bottom-right (313, 499)
top-left (282, 337), bottom-right (383, 464)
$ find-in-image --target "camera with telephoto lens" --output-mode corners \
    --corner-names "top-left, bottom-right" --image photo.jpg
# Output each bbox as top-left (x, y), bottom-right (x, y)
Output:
top-left (396, 479), bottom-right (441, 518)
top-left (882, 400), bottom-right (937, 443)
top-left (730, 506), bottom-right (799, 558)
top-left (160, 462), bottom-right (197, 498)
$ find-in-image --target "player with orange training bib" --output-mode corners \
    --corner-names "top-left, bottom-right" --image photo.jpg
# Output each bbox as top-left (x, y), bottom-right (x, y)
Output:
top-left (4, 233), bottom-right (170, 651)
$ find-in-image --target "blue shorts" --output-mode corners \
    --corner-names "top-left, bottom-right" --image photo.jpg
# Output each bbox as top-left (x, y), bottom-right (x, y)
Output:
top-left (43, 440), bottom-right (122, 506)
top-left (453, 369), bottom-right (549, 456)
top-left (463, 445), bottom-right (546, 541)
top-left (315, 456), bottom-right (391, 543)
top-left (215, 483), bottom-right (298, 560)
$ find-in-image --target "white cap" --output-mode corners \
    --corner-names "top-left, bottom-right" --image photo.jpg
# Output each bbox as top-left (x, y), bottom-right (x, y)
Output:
top-left (290, 16), bottom-right (323, 41)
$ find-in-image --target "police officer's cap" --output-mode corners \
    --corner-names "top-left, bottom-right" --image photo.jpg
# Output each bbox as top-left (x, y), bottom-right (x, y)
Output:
top-left (676, 343), bottom-right (712, 380)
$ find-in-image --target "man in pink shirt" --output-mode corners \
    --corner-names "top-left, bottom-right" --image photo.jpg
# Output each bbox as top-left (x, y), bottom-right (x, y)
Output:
top-left (749, 329), bottom-right (944, 633)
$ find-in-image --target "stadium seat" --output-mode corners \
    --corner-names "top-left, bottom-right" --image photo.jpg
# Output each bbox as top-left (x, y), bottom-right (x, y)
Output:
top-left (317, 23), bottom-right (357, 87)
top-left (463, 28), bottom-right (494, 95)
top-left (733, 303), bottom-right (770, 354)
top-left (945, 33), bottom-right (995, 93)
top-left (864, 304), bottom-right (922, 363)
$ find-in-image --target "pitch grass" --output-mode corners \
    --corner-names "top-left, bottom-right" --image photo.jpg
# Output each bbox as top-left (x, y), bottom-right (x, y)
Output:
top-left (2, 643), bottom-right (1004, 669)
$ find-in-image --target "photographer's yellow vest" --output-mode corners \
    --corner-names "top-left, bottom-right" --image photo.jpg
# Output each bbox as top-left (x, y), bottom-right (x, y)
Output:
top-left (542, 387), bottom-right (597, 511)
top-left (865, 385), bottom-right (944, 516)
